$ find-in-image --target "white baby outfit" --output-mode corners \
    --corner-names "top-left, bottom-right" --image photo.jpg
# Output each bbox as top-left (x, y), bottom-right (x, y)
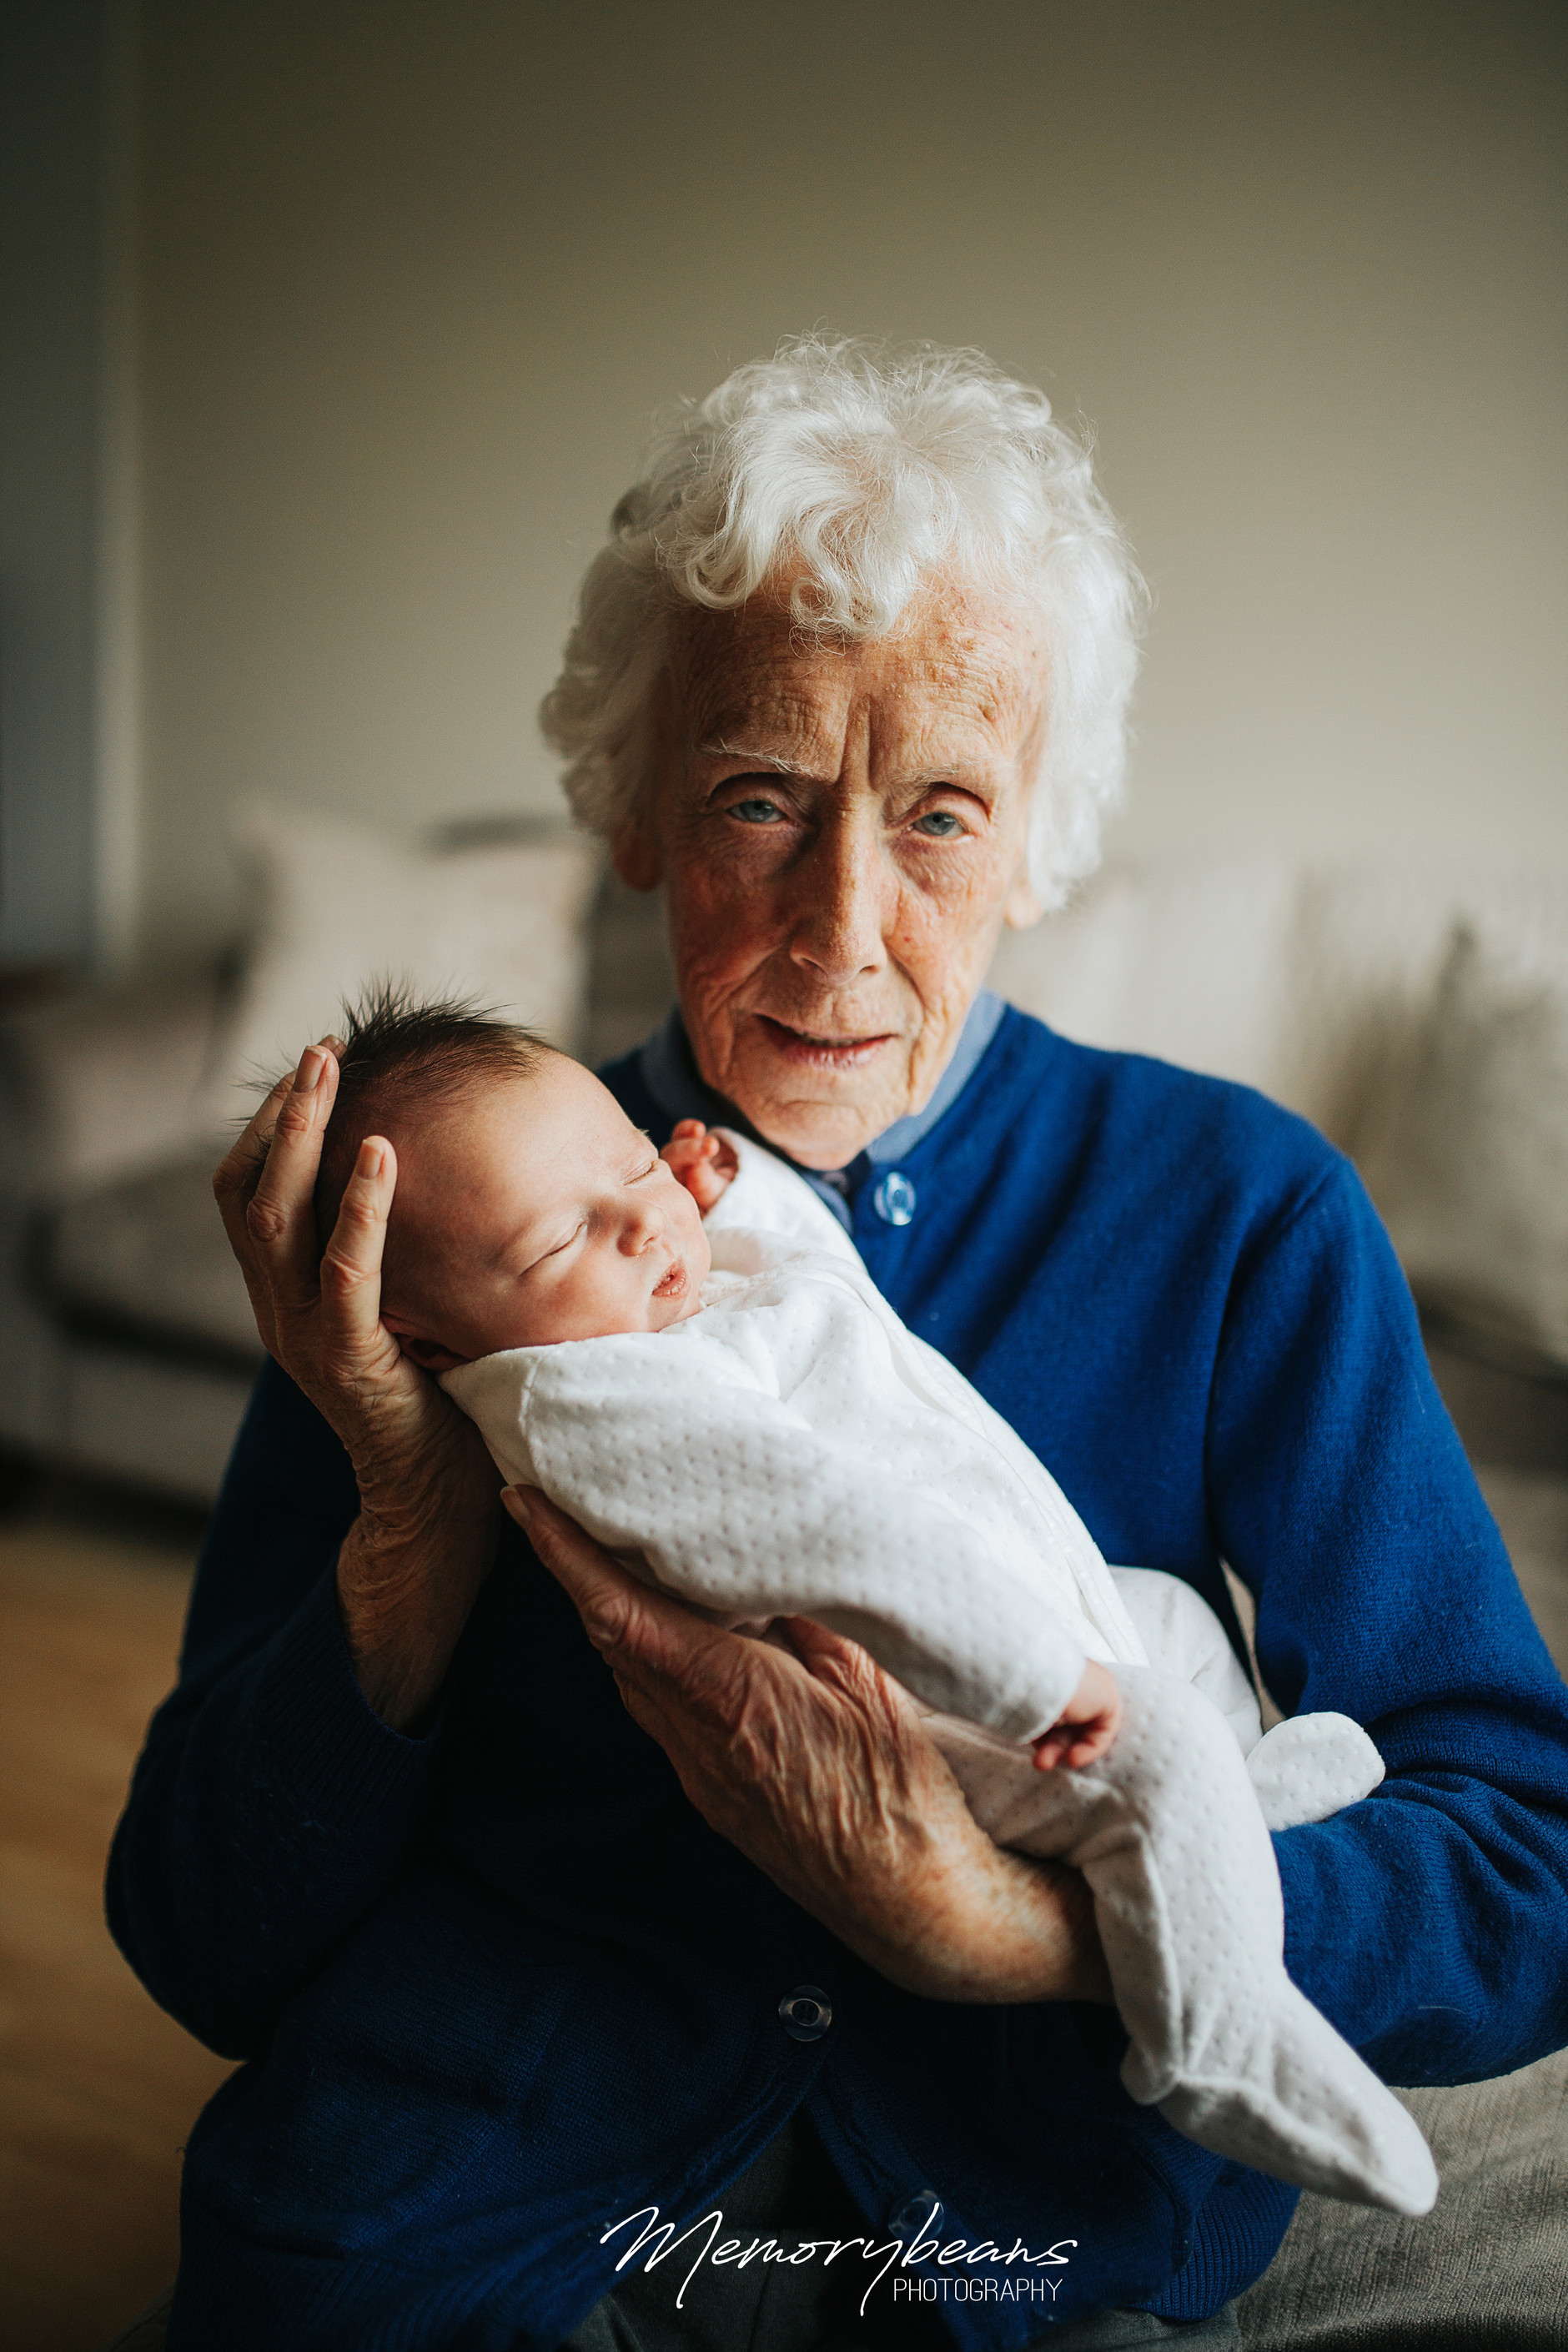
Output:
top-left (444, 1138), bottom-right (1438, 2216)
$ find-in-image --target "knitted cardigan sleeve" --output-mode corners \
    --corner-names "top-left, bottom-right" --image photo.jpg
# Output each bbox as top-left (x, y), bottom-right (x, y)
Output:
top-left (105, 1360), bottom-right (453, 2058)
top-left (1207, 1158), bottom-right (1568, 2083)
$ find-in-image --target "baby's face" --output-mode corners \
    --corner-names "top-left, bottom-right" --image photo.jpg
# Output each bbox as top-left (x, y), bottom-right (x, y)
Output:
top-left (381, 1055), bottom-right (711, 1366)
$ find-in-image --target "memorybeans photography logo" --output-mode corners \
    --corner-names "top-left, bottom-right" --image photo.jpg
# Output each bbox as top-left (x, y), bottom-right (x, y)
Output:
top-left (599, 2202), bottom-right (1077, 2317)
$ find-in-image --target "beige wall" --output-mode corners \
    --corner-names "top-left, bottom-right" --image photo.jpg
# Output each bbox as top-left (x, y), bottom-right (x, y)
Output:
top-left (137, 0), bottom-right (1566, 962)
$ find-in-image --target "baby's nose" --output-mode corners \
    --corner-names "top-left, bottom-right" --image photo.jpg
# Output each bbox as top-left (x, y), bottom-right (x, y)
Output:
top-left (619, 1200), bottom-right (663, 1252)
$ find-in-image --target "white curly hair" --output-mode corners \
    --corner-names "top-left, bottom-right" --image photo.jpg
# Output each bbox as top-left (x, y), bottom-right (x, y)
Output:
top-left (540, 336), bottom-right (1145, 909)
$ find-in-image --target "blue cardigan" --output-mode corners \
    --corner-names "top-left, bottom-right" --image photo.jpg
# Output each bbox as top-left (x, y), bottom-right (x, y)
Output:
top-left (108, 1008), bottom-right (1568, 2350)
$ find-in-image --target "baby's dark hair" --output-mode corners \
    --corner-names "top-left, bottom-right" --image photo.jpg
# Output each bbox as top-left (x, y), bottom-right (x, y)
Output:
top-left (309, 982), bottom-right (553, 1247)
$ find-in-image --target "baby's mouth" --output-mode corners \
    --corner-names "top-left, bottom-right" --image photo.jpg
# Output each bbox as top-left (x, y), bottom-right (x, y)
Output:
top-left (651, 1258), bottom-right (689, 1303)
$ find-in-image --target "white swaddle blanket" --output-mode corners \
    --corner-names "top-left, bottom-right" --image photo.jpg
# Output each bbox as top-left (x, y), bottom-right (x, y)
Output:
top-left (444, 1137), bottom-right (1437, 2216)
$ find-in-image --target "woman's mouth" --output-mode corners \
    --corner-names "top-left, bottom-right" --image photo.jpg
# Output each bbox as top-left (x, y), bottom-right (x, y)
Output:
top-left (753, 1015), bottom-right (897, 1072)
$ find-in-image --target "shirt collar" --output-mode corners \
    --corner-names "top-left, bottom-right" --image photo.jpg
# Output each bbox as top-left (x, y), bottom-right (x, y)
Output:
top-left (636, 989), bottom-right (1006, 1227)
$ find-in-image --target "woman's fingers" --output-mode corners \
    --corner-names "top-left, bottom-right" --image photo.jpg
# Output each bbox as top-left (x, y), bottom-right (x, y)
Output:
top-left (214, 1038), bottom-right (462, 1488)
top-left (505, 1488), bottom-right (781, 1764)
top-left (508, 1494), bottom-right (922, 1788)
top-left (214, 1070), bottom-right (289, 1216)
top-left (505, 1488), bottom-right (725, 1677)
top-left (244, 1043), bottom-right (340, 1314)
top-left (213, 1069), bottom-right (296, 1351)
top-left (506, 1491), bottom-right (903, 1784)
top-left (505, 1489), bottom-right (808, 1811)
top-left (501, 1490), bottom-right (1099, 1999)
top-left (773, 1611), bottom-right (919, 1723)
top-left (214, 1035), bottom-right (344, 1249)
top-left (504, 1488), bottom-right (623, 1634)
top-left (214, 1036), bottom-right (343, 1352)
top-left (318, 1136), bottom-right (405, 1377)
top-left (503, 1492), bottom-right (1108, 2004)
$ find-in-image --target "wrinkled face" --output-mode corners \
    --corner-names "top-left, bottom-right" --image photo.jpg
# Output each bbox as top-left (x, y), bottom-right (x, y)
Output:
top-left (380, 1056), bottom-right (711, 1367)
top-left (616, 576), bottom-right (1048, 1168)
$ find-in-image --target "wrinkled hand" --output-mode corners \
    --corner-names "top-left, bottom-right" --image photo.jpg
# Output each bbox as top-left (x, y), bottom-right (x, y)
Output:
top-left (215, 1044), bottom-right (439, 1470)
top-left (505, 1485), bottom-right (1112, 2005)
top-left (660, 1119), bottom-right (740, 1214)
top-left (213, 1043), bottom-right (500, 1728)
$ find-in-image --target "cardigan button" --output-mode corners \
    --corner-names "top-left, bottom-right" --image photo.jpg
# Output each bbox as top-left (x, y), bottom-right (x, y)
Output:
top-left (872, 1170), bottom-right (917, 1226)
top-left (778, 1985), bottom-right (832, 2042)
top-left (887, 2187), bottom-right (942, 2233)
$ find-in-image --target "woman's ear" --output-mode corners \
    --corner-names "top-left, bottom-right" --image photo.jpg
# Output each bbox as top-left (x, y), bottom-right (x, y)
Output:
top-left (611, 816), bottom-right (663, 893)
top-left (614, 684), bottom-right (673, 892)
top-left (1004, 870), bottom-right (1045, 930)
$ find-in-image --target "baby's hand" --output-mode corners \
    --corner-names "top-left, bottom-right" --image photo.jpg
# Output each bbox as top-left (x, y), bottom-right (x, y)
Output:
top-left (661, 1119), bottom-right (740, 1214)
top-left (1029, 1659), bottom-right (1122, 1772)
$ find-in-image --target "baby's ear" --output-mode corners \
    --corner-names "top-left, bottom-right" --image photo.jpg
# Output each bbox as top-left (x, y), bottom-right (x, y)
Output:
top-left (383, 1316), bottom-right (470, 1375)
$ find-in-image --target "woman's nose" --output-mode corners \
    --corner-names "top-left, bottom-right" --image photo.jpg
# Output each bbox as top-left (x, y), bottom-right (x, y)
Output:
top-left (787, 820), bottom-right (891, 987)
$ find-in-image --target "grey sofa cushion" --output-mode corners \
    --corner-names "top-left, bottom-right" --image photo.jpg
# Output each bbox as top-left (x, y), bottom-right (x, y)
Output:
top-left (1359, 925), bottom-right (1568, 1380)
top-left (582, 869), bottom-right (676, 1069)
top-left (1239, 1464), bottom-right (1568, 2349)
top-left (1237, 2048), bottom-right (1568, 2348)
top-left (47, 1152), bottom-right (264, 1364)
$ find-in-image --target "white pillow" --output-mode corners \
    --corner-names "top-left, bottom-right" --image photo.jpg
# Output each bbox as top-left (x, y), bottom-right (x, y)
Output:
top-left (988, 856), bottom-right (1568, 1153)
top-left (1358, 924), bottom-right (1568, 1375)
top-left (987, 855), bottom-right (1309, 1107)
top-left (202, 803), bottom-right (601, 1123)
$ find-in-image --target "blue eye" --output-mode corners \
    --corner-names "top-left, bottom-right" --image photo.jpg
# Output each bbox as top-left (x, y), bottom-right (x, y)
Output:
top-left (731, 797), bottom-right (783, 824)
top-left (913, 810), bottom-right (966, 837)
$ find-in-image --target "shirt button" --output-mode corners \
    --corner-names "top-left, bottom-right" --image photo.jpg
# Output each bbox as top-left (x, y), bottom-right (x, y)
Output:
top-left (888, 2188), bottom-right (942, 2233)
top-left (872, 1171), bottom-right (917, 1226)
top-left (778, 1985), bottom-right (832, 2042)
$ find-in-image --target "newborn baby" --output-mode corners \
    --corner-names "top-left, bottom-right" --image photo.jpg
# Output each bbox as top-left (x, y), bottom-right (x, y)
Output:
top-left (314, 994), bottom-right (1437, 2217)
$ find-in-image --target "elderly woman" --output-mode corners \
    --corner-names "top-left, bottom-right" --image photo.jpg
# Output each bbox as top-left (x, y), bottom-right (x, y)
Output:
top-left (110, 340), bottom-right (1568, 2352)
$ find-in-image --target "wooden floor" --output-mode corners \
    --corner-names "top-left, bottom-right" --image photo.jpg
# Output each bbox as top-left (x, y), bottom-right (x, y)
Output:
top-left (0, 1490), bottom-right (229, 2352)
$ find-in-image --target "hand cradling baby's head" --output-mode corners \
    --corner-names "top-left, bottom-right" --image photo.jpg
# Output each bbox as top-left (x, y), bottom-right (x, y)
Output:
top-left (307, 989), bottom-right (710, 1372)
